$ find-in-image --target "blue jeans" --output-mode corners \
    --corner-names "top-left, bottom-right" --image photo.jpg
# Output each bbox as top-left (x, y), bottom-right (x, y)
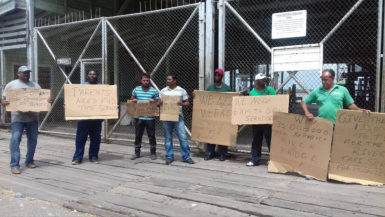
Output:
top-left (9, 121), bottom-right (38, 169)
top-left (73, 120), bottom-right (102, 162)
top-left (162, 116), bottom-right (191, 161)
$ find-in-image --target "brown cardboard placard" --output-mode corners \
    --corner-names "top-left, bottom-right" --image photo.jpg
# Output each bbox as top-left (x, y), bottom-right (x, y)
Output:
top-left (268, 112), bottom-right (333, 181)
top-left (160, 95), bottom-right (179, 122)
top-left (5, 88), bottom-right (51, 112)
top-left (191, 91), bottom-right (239, 146)
top-left (329, 110), bottom-right (385, 185)
top-left (232, 95), bottom-right (289, 125)
top-left (126, 100), bottom-right (159, 118)
top-left (64, 84), bottom-right (118, 120)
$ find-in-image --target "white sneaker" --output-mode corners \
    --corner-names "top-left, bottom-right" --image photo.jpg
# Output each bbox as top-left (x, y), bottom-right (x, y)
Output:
top-left (246, 161), bottom-right (255, 166)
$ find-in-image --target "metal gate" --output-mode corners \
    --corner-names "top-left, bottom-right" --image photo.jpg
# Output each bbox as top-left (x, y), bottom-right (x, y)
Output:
top-left (35, 3), bottom-right (205, 143)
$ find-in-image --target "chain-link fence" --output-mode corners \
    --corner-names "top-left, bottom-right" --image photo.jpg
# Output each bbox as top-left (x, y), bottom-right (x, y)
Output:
top-left (222, 0), bottom-right (381, 146)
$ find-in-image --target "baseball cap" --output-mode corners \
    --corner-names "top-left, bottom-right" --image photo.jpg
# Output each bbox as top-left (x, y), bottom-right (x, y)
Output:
top-left (214, 68), bottom-right (224, 76)
top-left (18, 66), bottom-right (31, 73)
top-left (255, 73), bottom-right (266, 80)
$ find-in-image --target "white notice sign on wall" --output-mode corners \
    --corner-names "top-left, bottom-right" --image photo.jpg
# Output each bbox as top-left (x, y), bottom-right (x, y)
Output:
top-left (272, 10), bottom-right (307, 39)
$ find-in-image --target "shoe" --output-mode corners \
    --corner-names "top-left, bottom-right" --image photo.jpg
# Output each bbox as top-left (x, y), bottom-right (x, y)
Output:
top-left (204, 154), bottom-right (214, 161)
top-left (219, 155), bottom-right (226, 161)
top-left (90, 158), bottom-right (99, 164)
top-left (246, 161), bottom-right (259, 166)
top-left (72, 159), bottom-right (81, 165)
top-left (184, 158), bottom-right (195, 164)
top-left (131, 153), bottom-right (140, 160)
top-left (165, 158), bottom-right (174, 165)
top-left (26, 163), bottom-right (37, 168)
top-left (150, 154), bottom-right (157, 160)
top-left (11, 168), bottom-right (21, 174)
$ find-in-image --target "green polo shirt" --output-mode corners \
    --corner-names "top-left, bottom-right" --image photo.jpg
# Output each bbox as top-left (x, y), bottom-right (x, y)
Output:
top-left (206, 83), bottom-right (232, 92)
top-left (303, 85), bottom-right (354, 123)
top-left (249, 86), bottom-right (276, 96)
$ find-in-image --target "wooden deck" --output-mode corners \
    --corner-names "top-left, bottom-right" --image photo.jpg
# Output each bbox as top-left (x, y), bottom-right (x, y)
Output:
top-left (0, 130), bottom-right (384, 217)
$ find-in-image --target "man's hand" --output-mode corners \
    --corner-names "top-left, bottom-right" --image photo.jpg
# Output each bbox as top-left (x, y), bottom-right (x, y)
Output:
top-left (149, 99), bottom-right (156, 103)
top-left (177, 100), bottom-right (182, 106)
top-left (1, 100), bottom-right (9, 106)
top-left (360, 109), bottom-right (371, 114)
top-left (305, 112), bottom-right (314, 121)
top-left (157, 99), bottom-right (163, 107)
top-left (131, 99), bottom-right (138, 103)
top-left (47, 97), bottom-right (53, 103)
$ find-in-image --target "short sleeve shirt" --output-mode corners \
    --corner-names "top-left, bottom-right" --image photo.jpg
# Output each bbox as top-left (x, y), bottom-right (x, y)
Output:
top-left (132, 86), bottom-right (159, 120)
top-left (3, 79), bottom-right (41, 123)
top-left (206, 83), bottom-right (232, 92)
top-left (159, 86), bottom-right (188, 117)
top-left (303, 85), bottom-right (354, 123)
top-left (249, 86), bottom-right (276, 96)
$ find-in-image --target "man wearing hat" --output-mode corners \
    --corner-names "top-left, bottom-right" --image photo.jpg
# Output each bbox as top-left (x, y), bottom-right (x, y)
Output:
top-left (247, 73), bottom-right (276, 166)
top-left (2, 66), bottom-right (51, 174)
top-left (205, 68), bottom-right (232, 161)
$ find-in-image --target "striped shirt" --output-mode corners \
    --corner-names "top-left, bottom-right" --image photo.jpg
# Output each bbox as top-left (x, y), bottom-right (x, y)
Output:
top-left (159, 86), bottom-right (189, 117)
top-left (132, 86), bottom-right (159, 120)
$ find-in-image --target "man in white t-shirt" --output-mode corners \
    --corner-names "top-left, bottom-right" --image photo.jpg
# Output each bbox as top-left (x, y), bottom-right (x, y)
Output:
top-left (158, 75), bottom-right (194, 165)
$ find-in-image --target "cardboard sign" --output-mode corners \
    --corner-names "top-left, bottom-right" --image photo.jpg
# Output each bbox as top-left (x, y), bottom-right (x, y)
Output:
top-left (64, 84), bottom-right (118, 120)
top-left (191, 91), bottom-right (239, 146)
top-left (126, 100), bottom-right (159, 118)
top-left (329, 110), bottom-right (385, 185)
top-left (268, 112), bottom-right (333, 181)
top-left (6, 88), bottom-right (51, 112)
top-left (160, 95), bottom-right (179, 122)
top-left (232, 95), bottom-right (289, 125)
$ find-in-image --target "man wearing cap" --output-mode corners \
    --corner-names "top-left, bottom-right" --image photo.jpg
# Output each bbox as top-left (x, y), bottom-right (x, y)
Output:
top-left (247, 73), bottom-right (276, 166)
top-left (301, 69), bottom-right (369, 124)
top-left (204, 68), bottom-right (232, 161)
top-left (2, 66), bottom-right (51, 174)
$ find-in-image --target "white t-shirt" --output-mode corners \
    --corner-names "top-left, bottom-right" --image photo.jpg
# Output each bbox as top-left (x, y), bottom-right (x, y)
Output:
top-left (159, 86), bottom-right (189, 117)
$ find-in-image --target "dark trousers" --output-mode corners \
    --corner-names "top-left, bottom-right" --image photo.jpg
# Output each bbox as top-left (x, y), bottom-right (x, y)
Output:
top-left (206, 144), bottom-right (228, 157)
top-left (73, 120), bottom-right (102, 162)
top-left (135, 119), bottom-right (156, 154)
top-left (251, 125), bottom-right (272, 164)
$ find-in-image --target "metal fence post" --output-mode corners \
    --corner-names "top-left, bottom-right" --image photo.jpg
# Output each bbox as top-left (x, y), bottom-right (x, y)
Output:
top-left (33, 29), bottom-right (38, 82)
top-left (199, 2), bottom-right (205, 90)
top-left (205, 0), bottom-right (215, 89)
top-left (102, 17), bottom-right (108, 141)
top-left (376, 0), bottom-right (384, 112)
top-left (218, 0), bottom-right (225, 71)
top-left (0, 50), bottom-right (5, 125)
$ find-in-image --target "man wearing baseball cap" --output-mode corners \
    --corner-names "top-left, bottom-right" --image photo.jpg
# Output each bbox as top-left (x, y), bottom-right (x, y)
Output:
top-left (2, 66), bottom-right (51, 174)
top-left (204, 68), bottom-right (232, 161)
top-left (247, 73), bottom-right (276, 166)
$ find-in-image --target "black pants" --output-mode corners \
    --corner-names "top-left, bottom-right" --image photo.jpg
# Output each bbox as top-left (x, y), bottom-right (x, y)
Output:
top-left (206, 144), bottom-right (228, 157)
top-left (135, 119), bottom-right (156, 154)
top-left (251, 125), bottom-right (272, 164)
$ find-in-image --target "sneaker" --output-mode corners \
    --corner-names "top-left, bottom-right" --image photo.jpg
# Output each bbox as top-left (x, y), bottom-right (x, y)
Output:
top-left (150, 154), bottom-right (157, 160)
top-left (11, 168), bottom-right (21, 174)
top-left (184, 158), bottom-right (195, 164)
top-left (72, 159), bottom-right (81, 165)
top-left (204, 154), bottom-right (214, 161)
top-left (165, 158), bottom-right (174, 165)
top-left (89, 158), bottom-right (99, 164)
top-left (246, 161), bottom-right (256, 166)
top-left (26, 163), bottom-right (37, 168)
top-left (218, 155), bottom-right (226, 161)
top-left (131, 153), bottom-right (140, 160)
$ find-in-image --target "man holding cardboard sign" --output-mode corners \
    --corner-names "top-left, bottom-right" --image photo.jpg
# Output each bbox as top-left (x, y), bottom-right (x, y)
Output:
top-left (247, 73), bottom-right (276, 166)
top-left (301, 69), bottom-right (369, 124)
top-left (2, 66), bottom-right (52, 174)
top-left (204, 68), bottom-right (232, 161)
top-left (130, 74), bottom-right (159, 160)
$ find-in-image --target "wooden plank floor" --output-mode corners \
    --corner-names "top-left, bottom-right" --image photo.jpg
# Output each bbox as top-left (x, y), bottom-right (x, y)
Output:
top-left (0, 130), bottom-right (384, 217)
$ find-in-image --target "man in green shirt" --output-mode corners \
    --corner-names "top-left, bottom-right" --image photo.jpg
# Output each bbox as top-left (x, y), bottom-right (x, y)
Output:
top-left (301, 69), bottom-right (369, 124)
top-left (205, 68), bottom-right (232, 161)
top-left (247, 73), bottom-right (276, 166)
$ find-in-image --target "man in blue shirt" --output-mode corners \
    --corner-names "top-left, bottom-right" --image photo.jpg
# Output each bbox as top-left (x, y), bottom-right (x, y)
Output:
top-left (130, 74), bottom-right (159, 160)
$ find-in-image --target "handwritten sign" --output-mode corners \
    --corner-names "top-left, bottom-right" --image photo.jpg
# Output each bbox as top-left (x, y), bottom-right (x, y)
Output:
top-left (64, 84), bottom-right (118, 120)
top-left (268, 112), bottom-right (333, 181)
top-left (126, 100), bottom-right (159, 118)
top-left (232, 95), bottom-right (289, 125)
top-left (6, 88), bottom-right (51, 112)
top-left (160, 96), bottom-right (179, 122)
top-left (329, 110), bottom-right (385, 185)
top-left (191, 91), bottom-right (239, 146)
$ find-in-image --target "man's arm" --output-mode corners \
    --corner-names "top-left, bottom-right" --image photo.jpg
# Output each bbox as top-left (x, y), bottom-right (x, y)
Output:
top-left (300, 101), bottom-right (314, 121)
top-left (178, 99), bottom-right (190, 107)
top-left (346, 103), bottom-right (370, 114)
